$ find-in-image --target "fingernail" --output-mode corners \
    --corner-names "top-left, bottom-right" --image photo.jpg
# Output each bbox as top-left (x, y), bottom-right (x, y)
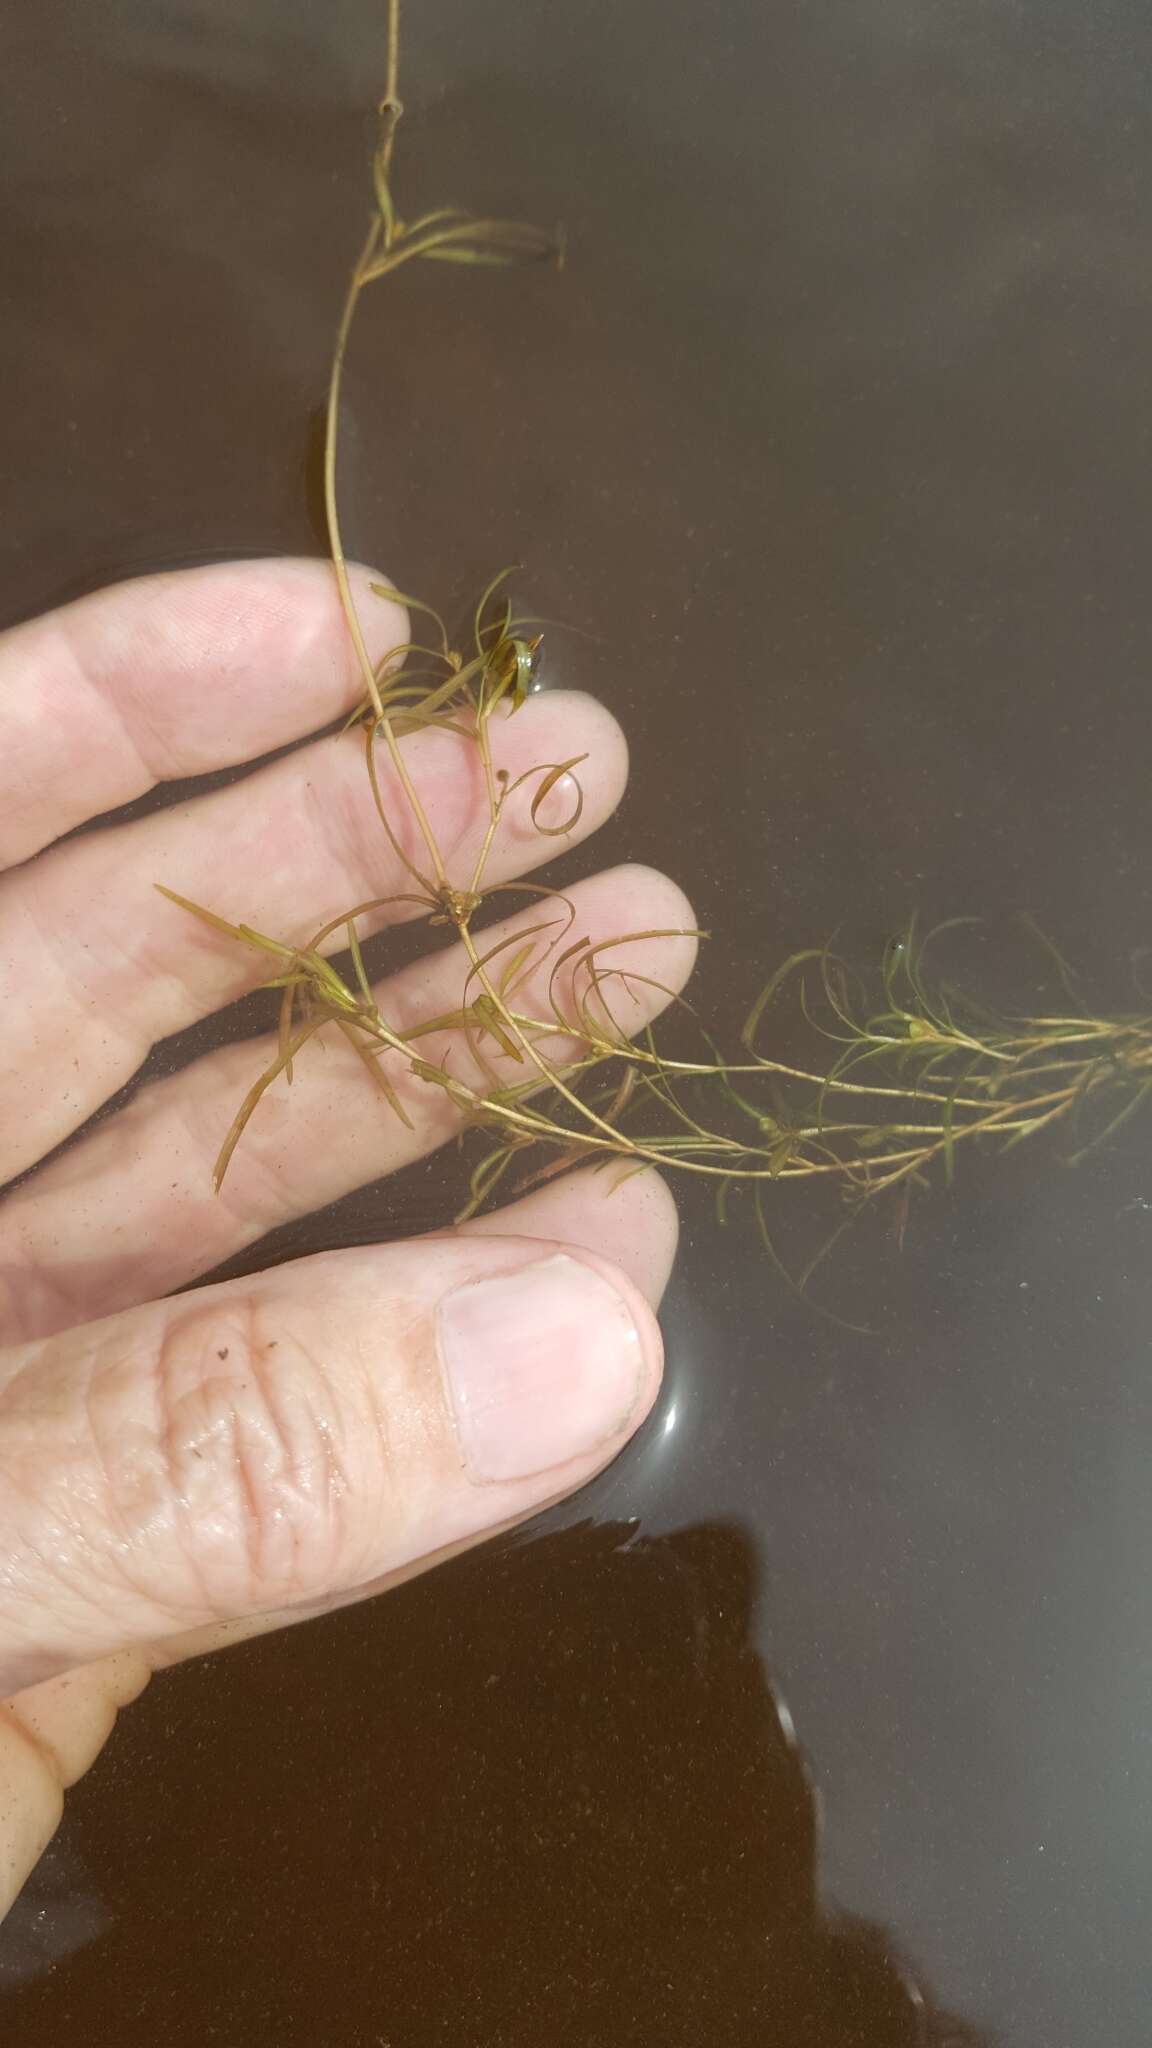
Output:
top-left (437, 1253), bottom-right (646, 1483)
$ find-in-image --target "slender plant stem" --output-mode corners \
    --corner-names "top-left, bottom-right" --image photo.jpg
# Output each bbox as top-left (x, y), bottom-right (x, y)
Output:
top-left (323, 2), bottom-right (405, 720)
top-left (325, 224), bottom-right (385, 716)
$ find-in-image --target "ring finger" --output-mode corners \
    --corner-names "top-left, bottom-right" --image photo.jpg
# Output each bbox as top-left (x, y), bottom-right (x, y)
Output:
top-left (0, 866), bottom-right (696, 1340)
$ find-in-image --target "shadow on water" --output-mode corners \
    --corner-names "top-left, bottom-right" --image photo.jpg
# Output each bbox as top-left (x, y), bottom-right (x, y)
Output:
top-left (0, 1522), bottom-right (986, 2046)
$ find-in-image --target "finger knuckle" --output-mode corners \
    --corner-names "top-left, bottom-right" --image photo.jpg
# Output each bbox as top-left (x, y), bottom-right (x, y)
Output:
top-left (147, 1293), bottom-right (371, 1616)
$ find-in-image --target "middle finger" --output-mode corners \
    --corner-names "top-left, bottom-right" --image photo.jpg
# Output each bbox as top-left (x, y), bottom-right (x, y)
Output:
top-left (0, 691), bottom-right (627, 1181)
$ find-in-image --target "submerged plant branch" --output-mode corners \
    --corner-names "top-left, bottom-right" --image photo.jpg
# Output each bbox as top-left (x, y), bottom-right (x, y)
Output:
top-left (159, 0), bottom-right (1151, 1297)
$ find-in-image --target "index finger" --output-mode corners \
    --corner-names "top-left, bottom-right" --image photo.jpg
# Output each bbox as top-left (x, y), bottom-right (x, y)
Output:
top-left (0, 558), bottom-right (406, 869)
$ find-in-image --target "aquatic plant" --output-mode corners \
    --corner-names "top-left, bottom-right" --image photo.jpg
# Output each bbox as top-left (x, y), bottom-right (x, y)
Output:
top-left (160, 1), bottom-right (1151, 1297)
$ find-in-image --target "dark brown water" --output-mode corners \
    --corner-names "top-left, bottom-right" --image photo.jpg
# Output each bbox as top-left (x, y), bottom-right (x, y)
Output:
top-left (2, 2), bottom-right (1151, 2042)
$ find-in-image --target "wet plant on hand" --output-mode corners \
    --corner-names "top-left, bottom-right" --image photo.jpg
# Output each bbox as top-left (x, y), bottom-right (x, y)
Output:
top-left (160, 0), bottom-right (1152, 1302)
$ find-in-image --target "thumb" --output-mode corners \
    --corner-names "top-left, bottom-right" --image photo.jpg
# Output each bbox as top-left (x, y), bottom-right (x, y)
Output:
top-left (0, 1230), bottom-right (663, 1697)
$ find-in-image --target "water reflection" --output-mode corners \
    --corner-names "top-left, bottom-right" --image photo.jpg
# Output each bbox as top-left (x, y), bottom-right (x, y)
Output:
top-left (0, 1522), bottom-right (984, 2045)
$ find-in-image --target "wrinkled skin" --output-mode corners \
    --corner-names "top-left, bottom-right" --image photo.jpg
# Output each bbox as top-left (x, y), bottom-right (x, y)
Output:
top-left (0, 560), bottom-right (695, 1917)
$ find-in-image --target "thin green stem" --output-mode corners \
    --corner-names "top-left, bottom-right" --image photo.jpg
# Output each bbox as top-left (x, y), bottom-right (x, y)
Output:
top-left (325, 223), bottom-right (385, 718)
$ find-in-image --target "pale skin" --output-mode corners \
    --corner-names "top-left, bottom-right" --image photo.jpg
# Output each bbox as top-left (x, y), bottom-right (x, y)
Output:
top-left (0, 559), bottom-right (697, 1920)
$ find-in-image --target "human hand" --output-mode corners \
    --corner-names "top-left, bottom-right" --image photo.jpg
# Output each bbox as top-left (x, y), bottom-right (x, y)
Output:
top-left (0, 560), bottom-right (694, 1918)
